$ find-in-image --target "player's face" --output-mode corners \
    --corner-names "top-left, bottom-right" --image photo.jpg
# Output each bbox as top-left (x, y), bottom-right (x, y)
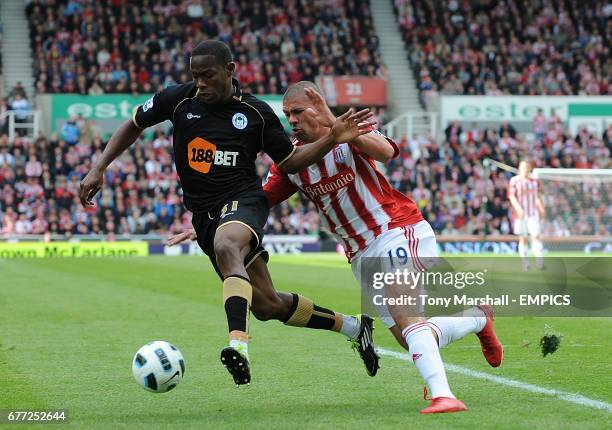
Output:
top-left (283, 94), bottom-right (323, 142)
top-left (519, 161), bottom-right (531, 177)
top-left (190, 55), bottom-right (234, 104)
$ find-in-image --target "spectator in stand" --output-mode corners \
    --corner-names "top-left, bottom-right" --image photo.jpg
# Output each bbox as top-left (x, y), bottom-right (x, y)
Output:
top-left (0, 98), bottom-right (9, 135)
top-left (9, 82), bottom-right (27, 100)
top-left (395, 0), bottom-right (611, 104)
top-left (60, 117), bottom-right (80, 145)
top-left (10, 94), bottom-right (31, 127)
top-left (27, 0), bottom-right (383, 95)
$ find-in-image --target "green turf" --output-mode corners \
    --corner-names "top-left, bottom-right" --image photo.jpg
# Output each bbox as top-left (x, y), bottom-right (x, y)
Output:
top-left (1, 254), bottom-right (610, 429)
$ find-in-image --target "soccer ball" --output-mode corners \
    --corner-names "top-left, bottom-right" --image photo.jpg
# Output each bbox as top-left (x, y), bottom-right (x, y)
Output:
top-left (132, 341), bottom-right (185, 393)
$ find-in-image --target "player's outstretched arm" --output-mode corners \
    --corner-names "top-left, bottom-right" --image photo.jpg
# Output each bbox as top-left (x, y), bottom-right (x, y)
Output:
top-left (167, 229), bottom-right (197, 246)
top-left (351, 132), bottom-right (396, 162)
top-left (79, 120), bottom-right (143, 207)
top-left (279, 108), bottom-right (375, 173)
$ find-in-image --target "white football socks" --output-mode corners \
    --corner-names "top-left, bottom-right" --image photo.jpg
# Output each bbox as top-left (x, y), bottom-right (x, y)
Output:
top-left (427, 308), bottom-right (487, 348)
top-left (402, 322), bottom-right (454, 399)
top-left (340, 315), bottom-right (361, 339)
top-left (532, 239), bottom-right (544, 268)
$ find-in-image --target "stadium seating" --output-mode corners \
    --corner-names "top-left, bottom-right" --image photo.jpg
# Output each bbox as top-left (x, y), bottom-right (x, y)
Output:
top-left (394, 0), bottom-right (611, 100)
top-left (26, 0), bottom-right (384, 95)
top-left (1, 111), bottom-right (608, 236)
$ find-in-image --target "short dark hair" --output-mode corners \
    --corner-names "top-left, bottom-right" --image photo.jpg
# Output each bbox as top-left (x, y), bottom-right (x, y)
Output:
top-left (283, 81), bottom-right (323, 100)
top-left (191, 40), bottom-right (233, 65)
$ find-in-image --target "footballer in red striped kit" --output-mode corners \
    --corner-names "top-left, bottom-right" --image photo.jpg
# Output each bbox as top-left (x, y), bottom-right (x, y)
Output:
top-left (264, 81), bottom-right (503, 414)
top-left (507, 160), bottom-right (546, 270)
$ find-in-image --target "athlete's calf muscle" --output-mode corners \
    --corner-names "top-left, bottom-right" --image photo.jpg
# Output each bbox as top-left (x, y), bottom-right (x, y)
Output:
top-left (247, 256), bottom-right (293, 321)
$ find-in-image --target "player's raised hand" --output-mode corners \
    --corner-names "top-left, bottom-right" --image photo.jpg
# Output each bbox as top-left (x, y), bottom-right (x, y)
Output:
top-left (304, 87), bottom-right (336, 128)
top-left (79, 167), bottom-right (104, 207)
top-left (331, 108), bottom-right (375, 143)
top-left (167, 229), bottom-right (197, 246)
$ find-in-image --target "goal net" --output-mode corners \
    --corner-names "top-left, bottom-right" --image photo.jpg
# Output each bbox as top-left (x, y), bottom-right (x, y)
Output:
top-left (532, 168), bottom-right (612, 237)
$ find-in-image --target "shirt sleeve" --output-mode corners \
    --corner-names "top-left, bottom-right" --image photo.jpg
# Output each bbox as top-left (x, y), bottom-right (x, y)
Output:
top-left (351, 129), bottom-right (400, 160)
top-left (260, 104), bottom-right (295, 165)
top-left (378, 130), bottom-right (401, 159)
top-left (263, 163), bottom-right (298, 207)
top-left (132, 86), bottom-right (179, 129)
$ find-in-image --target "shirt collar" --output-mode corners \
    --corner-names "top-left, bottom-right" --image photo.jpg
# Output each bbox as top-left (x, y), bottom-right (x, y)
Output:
top-left (231, 78), bottom-right (242, 101)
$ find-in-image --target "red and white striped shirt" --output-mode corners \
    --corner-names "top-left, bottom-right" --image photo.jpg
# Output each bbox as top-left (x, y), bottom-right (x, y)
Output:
top-left (507, 175), bottom-right (541, 218)
top-left (264, 132), bottom-right (423, 261)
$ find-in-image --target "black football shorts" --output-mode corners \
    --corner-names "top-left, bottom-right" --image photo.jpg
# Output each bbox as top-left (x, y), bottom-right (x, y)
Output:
top-left (191, 190), bottom-right (270, 279)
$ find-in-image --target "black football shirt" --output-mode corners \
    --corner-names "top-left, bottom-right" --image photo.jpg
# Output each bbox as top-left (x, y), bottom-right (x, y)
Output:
top-left (132, 79), bottom-right (295, 214)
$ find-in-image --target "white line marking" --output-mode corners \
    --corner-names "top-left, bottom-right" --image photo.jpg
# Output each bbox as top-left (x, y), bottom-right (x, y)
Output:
top-left (377, 347), bottom-right (612, 413)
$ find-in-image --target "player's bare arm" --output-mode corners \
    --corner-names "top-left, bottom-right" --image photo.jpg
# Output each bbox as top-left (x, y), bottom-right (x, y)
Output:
top-left (79, 120), bottom-right (142, 207)
top-left (536, 195), bottom-right (545, 219)
top-left (509, 194), bottom-right (524, 218)
top-left (167, 229), bottom-right (197, 246)
top-left (350, 132), bottom-right (396, 162)
top-left (303, 87), bottom-right (395, 162)
top-left (278, 108), bottom-right (374, 174)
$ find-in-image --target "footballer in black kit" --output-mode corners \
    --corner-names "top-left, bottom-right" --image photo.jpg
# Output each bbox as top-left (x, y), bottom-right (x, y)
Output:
top-left (133, 77), bottom-right (292, 276)
top-left (79, 39), bottom-right (375, 386)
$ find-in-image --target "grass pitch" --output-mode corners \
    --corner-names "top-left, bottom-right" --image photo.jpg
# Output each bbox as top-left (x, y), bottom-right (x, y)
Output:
top-left (1, 254), bottom-right (610, 429)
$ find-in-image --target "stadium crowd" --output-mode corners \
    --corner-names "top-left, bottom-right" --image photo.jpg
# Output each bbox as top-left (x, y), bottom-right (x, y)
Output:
top-left (0, 112), bottom-right (610, 237)
top-left (394, 0), bottom-right (611, 102)
top-left (26, 0), bottom-right (384, 95)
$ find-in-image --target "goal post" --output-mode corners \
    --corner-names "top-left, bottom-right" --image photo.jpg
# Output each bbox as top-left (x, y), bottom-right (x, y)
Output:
top-left (532, 168), bottom-right (612, 238)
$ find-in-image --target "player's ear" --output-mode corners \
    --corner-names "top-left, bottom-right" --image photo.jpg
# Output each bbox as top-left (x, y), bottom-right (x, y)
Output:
top-left (226, 62), bottom-right (236, 76)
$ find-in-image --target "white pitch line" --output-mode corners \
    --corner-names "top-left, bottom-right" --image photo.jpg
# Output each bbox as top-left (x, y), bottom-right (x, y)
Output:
top-left (377, 347), bottom-right (612, 413)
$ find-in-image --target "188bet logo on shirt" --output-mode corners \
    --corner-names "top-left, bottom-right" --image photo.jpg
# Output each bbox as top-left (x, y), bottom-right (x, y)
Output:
top-left (187, 137), bottom-right (238, 174)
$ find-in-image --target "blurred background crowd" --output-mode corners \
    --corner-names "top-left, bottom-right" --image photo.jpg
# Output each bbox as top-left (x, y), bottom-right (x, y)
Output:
top-left (2, 109), bottom-right (609, 237)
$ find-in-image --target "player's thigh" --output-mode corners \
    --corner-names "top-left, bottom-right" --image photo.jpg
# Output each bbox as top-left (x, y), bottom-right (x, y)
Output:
top-left (379, 223), bottom-right (437, 322)
top-left (191, 212), bottom-right (225, 279)
top-left (527, 217), bottom-right (541, 238)
top-left (514, 219), bottom-right (528, 236)
top-left (215, 194), bottom-right (269, 260)
top-left (352, 223), bottom-right (435, 327)
top-left (374, 222), bottom-right (438, 271)
top-left (214, 221), bottom-right (252, 261)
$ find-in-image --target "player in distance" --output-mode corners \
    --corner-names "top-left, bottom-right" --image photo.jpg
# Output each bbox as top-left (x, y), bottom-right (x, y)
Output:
top-left (508, 160), bottom-right (546, 270)
top-left (170, 81), bottom-right (504, 414)
top-left (78, 40), bottom-right (377, 386)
